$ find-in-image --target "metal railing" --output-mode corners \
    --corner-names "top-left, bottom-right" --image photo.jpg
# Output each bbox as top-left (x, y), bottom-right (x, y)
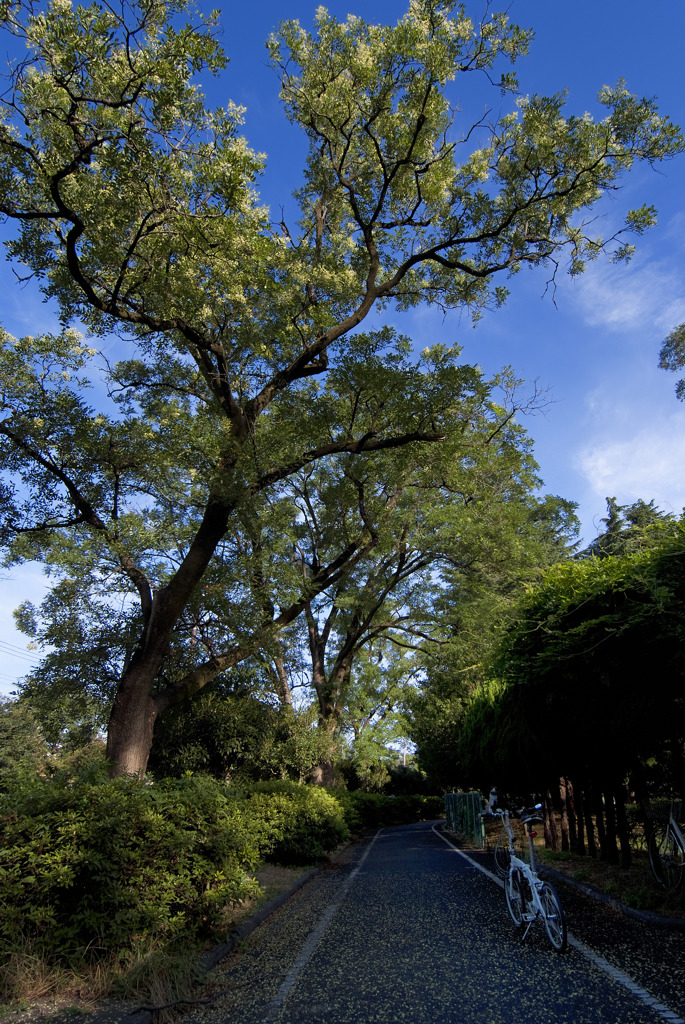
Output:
top-left (444, 791), bottom-right (484, 845)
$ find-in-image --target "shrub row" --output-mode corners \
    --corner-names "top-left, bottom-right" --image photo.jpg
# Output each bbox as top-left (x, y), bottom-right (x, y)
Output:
top-left (0, 769), bottom-right (442, 972)
top-left (238, 780), bottom-right (350, 864)
top-left (336, 791), bottom-right (445, 830)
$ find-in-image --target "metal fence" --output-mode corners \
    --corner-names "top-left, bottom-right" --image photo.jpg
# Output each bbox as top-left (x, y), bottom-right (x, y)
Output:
top-left (444, 791), bottom-right (484, 846)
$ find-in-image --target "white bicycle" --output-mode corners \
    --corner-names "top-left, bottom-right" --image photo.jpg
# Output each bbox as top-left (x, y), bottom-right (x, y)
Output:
top-left (483, 804), bottom-right (567, 953)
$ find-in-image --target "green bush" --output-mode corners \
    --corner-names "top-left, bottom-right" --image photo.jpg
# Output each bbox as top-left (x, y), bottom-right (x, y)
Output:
top-left (0, 770), bottom-right (267, 961)
top-left (334, 791), bottom-right (445, 829)
top-left (237, 781), bottom-right (350, 864)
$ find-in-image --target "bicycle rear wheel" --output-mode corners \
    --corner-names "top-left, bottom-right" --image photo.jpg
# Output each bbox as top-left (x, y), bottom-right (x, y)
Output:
top-left (540, 882), bottom-right (567, 952)
top-left (648, 822), bottom-right (685, 893)
top-left (505, 869), bottom-right (524, 927)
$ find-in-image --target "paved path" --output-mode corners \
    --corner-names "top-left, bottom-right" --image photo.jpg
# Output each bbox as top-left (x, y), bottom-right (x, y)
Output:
top-left (187, 822), bottom-right (685, 1024)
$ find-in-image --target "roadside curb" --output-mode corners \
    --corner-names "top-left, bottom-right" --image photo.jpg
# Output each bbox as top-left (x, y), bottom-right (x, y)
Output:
top-left (199, 866), bottom-right (322, 972)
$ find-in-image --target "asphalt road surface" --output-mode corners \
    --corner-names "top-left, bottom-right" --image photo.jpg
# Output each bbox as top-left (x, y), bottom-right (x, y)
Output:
top-left (187, 822), bottom-right (685, 1024)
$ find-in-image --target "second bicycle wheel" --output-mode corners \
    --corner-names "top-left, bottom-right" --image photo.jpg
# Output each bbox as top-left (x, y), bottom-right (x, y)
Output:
top-left (540, 882), bottom-right (567, 952)
top-left (648, 822), bottom-right (684, 893)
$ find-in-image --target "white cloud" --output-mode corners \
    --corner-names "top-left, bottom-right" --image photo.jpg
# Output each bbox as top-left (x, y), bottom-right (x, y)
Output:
top-left (576, 413), bottom-right (685, 518)
top-left (572, 259), bottom-right (685, 336)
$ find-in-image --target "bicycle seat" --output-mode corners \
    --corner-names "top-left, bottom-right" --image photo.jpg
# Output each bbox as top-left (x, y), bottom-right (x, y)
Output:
top-left (520, 807), bottom-right (543, 824)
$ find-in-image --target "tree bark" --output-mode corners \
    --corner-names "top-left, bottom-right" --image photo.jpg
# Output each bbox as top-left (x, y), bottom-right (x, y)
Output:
top-left (583, 783), bottom-right (597, 859)
top-left (593, 785), bottom-right (608, 862)
top-left (543, 789), bottom-right (560, 852)
top-left (570, 779), bottom-right (585, 856)
top-left (272, 651), bottom-right (293, 707)
top-left (105, 498), bottom-right (232, 776)
top-left (615, 784), bottom-right (633, 868)
top-left (568, 777), bottom-right (582, 854)
top-left (105, 664), bottom-right (160, 777)
top-left (603, 789), bottom-right (619, 865)
top-left (310, 759), bottom-right (340, 787)
top-left (559, 777), bottom-right (570, 853)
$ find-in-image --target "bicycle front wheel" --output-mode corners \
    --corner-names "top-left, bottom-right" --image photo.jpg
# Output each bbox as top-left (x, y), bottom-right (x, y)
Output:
top-left (494, 820), bottom-right (511, 877)
top-left (540, 882), bottom-right (567, 952)
top-left (648, 822), bottom-right (685, 893)
top-left (505, 869), bottom-right (524, 928)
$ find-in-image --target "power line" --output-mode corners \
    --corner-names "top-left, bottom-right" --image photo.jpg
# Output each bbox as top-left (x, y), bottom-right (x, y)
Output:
top-left (0, 636), bottom-right (36, 652)
top-left (0, 640), bottom-right (38, 662)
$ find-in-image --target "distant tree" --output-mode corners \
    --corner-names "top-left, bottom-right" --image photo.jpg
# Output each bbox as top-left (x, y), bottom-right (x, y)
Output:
top-left (0, 698), bottom-right (48, 787)
top-left (659, 323), bottom-right (685, 400)
top-left (583, 496), bottom-right (673, 558)
top-left (409, 495), bottom-right (579, 788)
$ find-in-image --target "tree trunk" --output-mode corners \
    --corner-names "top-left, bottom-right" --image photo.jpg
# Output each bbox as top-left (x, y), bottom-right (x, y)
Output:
top-left (583, 784), bottom-right (597, 859)
top-left (311, 668), bottom-right (347, 787)
top-left (543, 789), bottom-right (560, 851)
top-left (571, 779), bottom-right (585, 856)
top-left (272, 651), bottom-right (293, 707)
top-left (105, 663), bottom-right (160, 777)
top-left (593, 786), bottom-right (608, 861)
top-left (559, 777), bottom-right (570, 853)
top-left (615, 784), bottom-right (633, 868)
top-left (104, 498), bottom-right (232, 776)
top-left (311, 759), bottom-right (340, 787)
top-left (603, 789), bottom-right (619, 865)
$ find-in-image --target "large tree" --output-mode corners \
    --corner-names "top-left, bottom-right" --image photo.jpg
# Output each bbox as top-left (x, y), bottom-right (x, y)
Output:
top-left (0, 0), bottom-right (681, 776)
top-left (15, 358), bottom-right (557, 780)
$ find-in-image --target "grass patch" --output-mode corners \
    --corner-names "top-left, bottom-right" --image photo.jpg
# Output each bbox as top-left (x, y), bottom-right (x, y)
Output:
top-left (537, 846), bottom-right (685, 917)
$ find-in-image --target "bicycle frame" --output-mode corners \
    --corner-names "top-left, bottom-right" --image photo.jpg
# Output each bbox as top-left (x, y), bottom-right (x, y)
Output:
top-left (500, 811), bottom-right (542, 920)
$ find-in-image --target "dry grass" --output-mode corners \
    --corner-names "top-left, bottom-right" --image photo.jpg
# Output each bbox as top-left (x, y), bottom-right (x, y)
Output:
top-left (0, 862), bottom-right (314, 1021)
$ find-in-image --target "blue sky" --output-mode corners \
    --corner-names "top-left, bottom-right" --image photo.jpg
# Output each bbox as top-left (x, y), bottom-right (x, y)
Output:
top-left (1, 0), bottom-right (684, 695)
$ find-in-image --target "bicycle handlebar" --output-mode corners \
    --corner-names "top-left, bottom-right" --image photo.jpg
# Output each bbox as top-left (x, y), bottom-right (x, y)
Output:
top-left (480, 803), bottom-right (543, 822)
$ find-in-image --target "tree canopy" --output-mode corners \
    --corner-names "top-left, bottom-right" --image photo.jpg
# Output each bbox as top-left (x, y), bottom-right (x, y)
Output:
top-left (0, 0), bottom-right (682, 776)
top-left (457, 517), bottom-right (685, 794)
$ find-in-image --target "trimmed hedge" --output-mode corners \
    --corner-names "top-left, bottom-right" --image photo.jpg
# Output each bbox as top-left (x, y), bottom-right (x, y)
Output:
top-left (334, 791), bottom-right (445, 830)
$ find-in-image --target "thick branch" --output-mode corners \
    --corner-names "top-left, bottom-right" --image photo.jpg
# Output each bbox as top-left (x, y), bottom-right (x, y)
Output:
top-left (153, 527), bottom-right (379, 712)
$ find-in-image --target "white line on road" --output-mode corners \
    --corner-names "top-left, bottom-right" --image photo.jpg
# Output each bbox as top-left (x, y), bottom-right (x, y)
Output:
top-left (262, 830), bottom-right (382, 1023)
top-left (432, 824), bottom-right (685, 1024)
